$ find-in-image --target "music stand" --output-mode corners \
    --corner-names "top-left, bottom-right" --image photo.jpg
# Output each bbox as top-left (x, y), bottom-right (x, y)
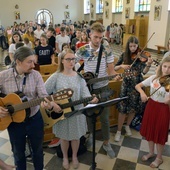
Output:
top-left (79, 96), bottom-right (128, 170)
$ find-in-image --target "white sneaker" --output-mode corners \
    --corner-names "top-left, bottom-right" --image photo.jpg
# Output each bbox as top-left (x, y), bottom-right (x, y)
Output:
top-left (125, 125), bottom-right (132, 136)
top-left (114, 131), bottom-right (121, 142)
top-left (86, 133), bottom-right (93, 149)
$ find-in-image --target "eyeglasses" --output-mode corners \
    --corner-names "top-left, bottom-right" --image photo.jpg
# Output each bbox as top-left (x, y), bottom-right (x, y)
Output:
top-left (64, 58), bottom-right (76, 62)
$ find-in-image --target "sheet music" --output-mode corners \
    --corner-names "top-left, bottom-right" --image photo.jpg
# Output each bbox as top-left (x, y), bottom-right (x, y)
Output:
top-left (64, 97), bottom-right (128, 118)
top-left (79, 97), bottom-right (128, 111)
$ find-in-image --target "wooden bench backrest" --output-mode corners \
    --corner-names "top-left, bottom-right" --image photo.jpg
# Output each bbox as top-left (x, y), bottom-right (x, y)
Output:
top-left (39, 64), bottom-right (58, 75)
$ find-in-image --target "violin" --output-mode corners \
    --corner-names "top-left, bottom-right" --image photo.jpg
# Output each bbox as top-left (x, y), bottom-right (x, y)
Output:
top-left (149, 75), bottom-right (170, 97)
top-left (131, 49), bottom-right (151, 63)
top-left (159, 75), bottom-right (170, 92)
top-left (130, 32), bottom-right (155, 67)
top-left (139, 51), bottom-right (151, 62)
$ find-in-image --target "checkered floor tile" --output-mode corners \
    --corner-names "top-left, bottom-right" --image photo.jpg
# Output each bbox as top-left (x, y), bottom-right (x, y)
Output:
top-left (0, 127), bottom-right (170, 170)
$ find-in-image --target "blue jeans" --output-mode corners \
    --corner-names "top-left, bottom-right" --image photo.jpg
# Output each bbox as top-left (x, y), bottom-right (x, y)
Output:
top-left (7, 110), bottom-right (44, 170)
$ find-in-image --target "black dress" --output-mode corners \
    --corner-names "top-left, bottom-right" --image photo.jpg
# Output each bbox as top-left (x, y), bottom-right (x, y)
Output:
top-left (115, 53), bottom-right (146, 114)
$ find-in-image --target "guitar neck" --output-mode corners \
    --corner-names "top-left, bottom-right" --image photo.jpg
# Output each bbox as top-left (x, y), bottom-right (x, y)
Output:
top-left (87, 75), bottom-right (117, 85)
top-left (61, 96), bottom-right (94, 109)
top-left (13, 95), bottom-right (55, 112)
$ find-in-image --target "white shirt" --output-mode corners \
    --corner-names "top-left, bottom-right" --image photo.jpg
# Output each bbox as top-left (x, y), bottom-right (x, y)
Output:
top-left (34, 29), bottom-right (44, 39)
top-left (142, 75), bottom-right (169, 103)
top-left (55, 35), bottom-right (70, 51)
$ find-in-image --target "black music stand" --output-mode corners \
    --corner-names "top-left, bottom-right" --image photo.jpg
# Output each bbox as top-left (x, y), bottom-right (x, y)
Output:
top-left (79, 96), bottom-right (128, 170)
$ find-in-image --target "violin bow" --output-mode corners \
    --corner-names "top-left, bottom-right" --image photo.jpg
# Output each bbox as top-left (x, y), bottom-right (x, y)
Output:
top-left (148, 77), bottom-right (170, 97)
top-left (148, 86), bottom-right (161, 97)
top-left (130, 32), bottom-right (155, 68)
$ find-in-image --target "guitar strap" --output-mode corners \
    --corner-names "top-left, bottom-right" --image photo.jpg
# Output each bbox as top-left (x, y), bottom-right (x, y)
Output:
top-left (95, 44), bottom-right (103, 77)
top-left (77, 62), bottom-right (84, 73)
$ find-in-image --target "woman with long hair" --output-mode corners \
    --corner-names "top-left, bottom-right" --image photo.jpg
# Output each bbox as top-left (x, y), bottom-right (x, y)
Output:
top-left (135, 56), bottom-right (170, 168)
top-left (114, 36), bottom-right (153, 142)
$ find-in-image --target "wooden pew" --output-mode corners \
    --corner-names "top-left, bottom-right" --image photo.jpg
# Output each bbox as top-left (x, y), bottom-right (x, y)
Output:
top-left (39, 64), bottom-right (58, 75)
top-left (39, 64), bottom-right (58, 142)
top-left (155, 45), bottom-right (167, 54)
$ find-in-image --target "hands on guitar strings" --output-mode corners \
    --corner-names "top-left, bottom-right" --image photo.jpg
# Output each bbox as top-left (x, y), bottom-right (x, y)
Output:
top-left (88, 94), bottom-right (99, 104)
top-left (41, 97), bottom-right (63, 113)
top-left (0, 107), bottom-right (9, 118)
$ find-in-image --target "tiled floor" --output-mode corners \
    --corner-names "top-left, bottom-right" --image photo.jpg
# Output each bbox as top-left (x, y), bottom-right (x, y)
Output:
top-left (0, 45), bottom-right (170, 170)
top-left (0, 127), bottom-right (170, 170)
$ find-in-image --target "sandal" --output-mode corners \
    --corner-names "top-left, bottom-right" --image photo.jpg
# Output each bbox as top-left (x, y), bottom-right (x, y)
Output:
top-left (141, 153), bottom-right (155, 161)
top-left (72, 158), bottom-right (79, 169)
top-left (150, 158), bottom-right (163, 168)
top-left (63, 159), bottom-right (70, 170)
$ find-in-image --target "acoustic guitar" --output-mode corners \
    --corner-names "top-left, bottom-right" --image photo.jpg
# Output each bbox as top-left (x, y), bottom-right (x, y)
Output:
top-left (0, 88), bottom-right (73, 130)
top-left (42, 95), bottom-right (100, 129)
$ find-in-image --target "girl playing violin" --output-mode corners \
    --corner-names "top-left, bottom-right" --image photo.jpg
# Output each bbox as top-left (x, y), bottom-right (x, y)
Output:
top-left (114, 36), bottom-right (153, 142)
top-left (135, 56), bottom-right (170, 168)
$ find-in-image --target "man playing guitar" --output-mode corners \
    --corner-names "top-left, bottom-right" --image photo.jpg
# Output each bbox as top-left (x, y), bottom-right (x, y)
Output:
top-left (75, 22), bottom-right (119, 159)
top-left (0, 46), bottom-right (62, 170)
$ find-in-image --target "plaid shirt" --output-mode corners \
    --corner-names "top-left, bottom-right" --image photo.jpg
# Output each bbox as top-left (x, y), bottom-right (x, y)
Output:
top-left (0, 68), bottom-right (48, 117)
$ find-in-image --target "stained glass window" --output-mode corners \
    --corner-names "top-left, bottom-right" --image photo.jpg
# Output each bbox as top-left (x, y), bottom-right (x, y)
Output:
top-left (96, 0), bottom-right (104, 14)
top-left (115, 0), bottom-right (123, 12)
top-left (112, 0), bottom-right (123, 13)
top-left (135, 0), bottom-right (150, 12)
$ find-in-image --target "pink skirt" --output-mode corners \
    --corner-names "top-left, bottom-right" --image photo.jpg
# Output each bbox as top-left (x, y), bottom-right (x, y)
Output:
top-left (140, 98), bottom-right (170, 145)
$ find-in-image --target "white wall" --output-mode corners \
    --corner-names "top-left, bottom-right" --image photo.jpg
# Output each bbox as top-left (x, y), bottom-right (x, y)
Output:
top-left (0, 0), bottom-right (84, 27)
top-left (112, 13), bottom-right (122, 25)
top-left (121, 0), bottom-right (135, 25)
top-left (102, 0), bottom-right (112, 28)
top-left (147, 0), bottom-right (169, 49)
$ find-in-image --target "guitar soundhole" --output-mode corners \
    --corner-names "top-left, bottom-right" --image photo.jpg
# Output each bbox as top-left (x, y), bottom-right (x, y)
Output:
top-left (51, 111), bottom-right (63, 119)
top-left (83, 72), bottom-right (95, 82)
top-left (6, 105), bottom-right (14, 114)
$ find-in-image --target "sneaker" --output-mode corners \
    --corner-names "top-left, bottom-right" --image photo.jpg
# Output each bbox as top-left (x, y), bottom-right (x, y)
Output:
top-left (103, 143), bottom-right (115, 159)
top-left (48, 138), bottom-right (60, 148)
top-left (125, 125), bottom-right (132, 136)
top-left (85, 133), bottom-right (93, 149)
top-left (26, 154), bottom-right (32, 161)
top-left (114, 131), bottom-right (121, 142)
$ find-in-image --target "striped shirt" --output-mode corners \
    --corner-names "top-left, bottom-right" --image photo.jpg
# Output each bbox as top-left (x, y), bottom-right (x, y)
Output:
top-left (75, 42), bottom-right (114, 89)
top-left (0, 68), bottom-right (48, 117)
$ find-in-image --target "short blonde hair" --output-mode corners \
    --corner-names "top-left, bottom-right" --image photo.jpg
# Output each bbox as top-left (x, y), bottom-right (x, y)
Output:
top-left (90, 22), bottom-right (105, 33)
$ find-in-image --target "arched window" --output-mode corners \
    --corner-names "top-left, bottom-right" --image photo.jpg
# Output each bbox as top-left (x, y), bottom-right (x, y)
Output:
top-left (36, 9), bottom-right (53, 27)
top-left (84, 0), bottom-right (90, 14)
top-left (112, 0), bottom-right (123, 13)
top-left (96, 0), bottom-right (104, 14)
top-left (135, 0), bottom-right (150, 12)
